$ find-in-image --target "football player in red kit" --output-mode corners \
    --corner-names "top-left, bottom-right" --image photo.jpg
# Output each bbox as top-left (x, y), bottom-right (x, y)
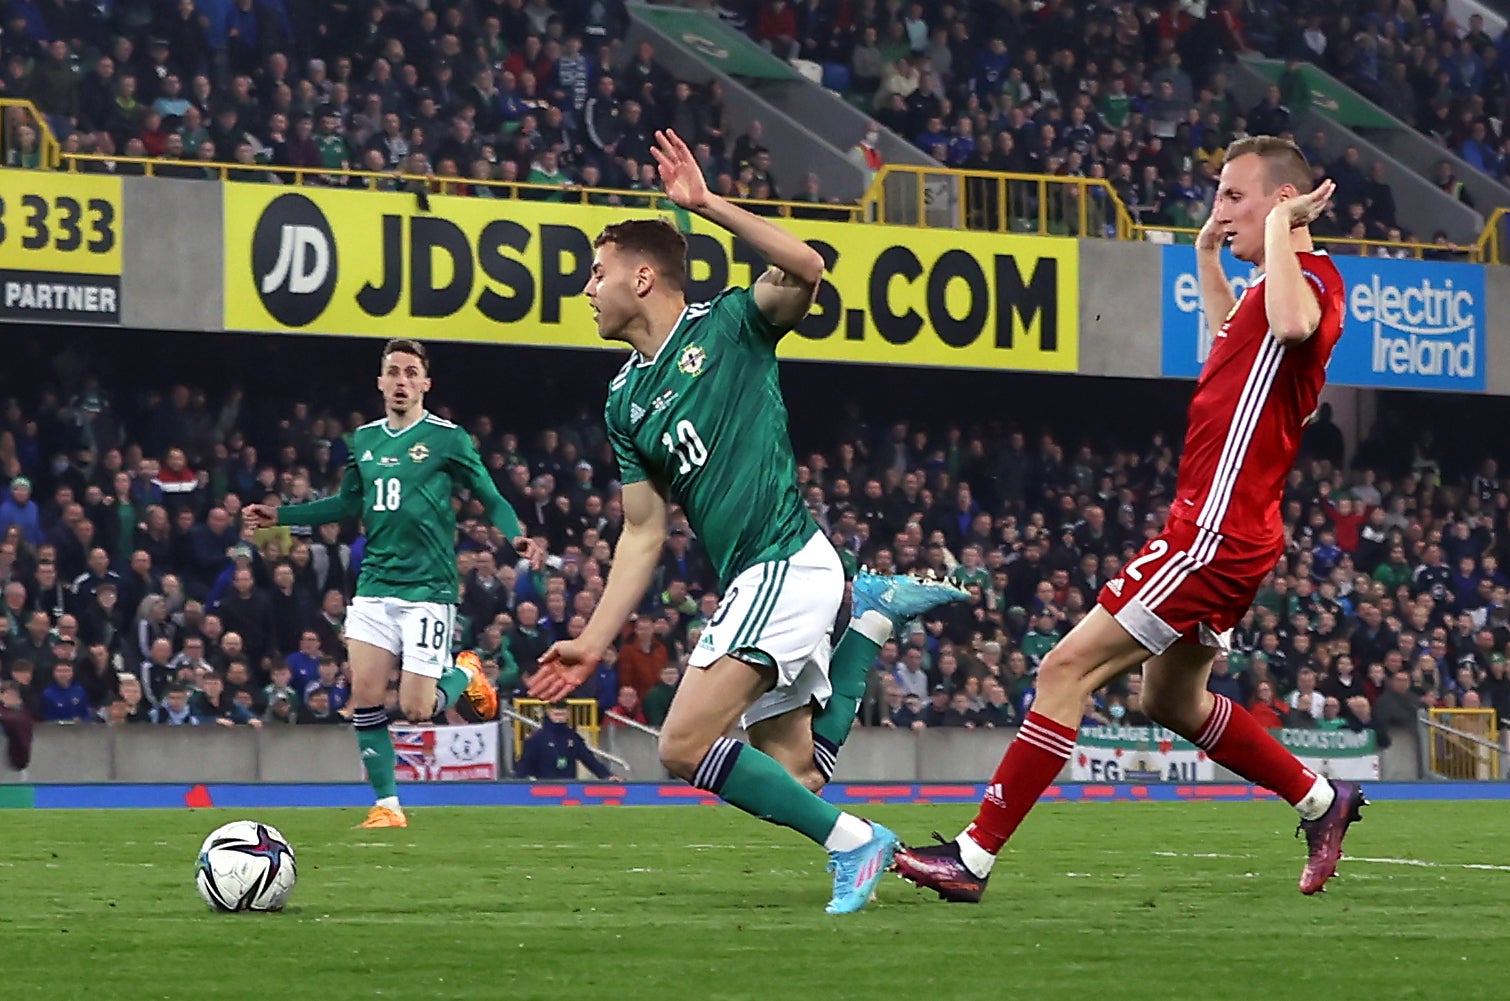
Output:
top-left (895, 136), bottom-right (1365, 902)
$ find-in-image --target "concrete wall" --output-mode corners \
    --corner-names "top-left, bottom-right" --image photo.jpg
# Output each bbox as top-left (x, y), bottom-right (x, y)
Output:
top-left (5, 725), bottom-right (364, 783)
top-left (0, 723), bottom-right (1445, 784)
top-left (1489, 262), bottom-right (1510, 398)
top-left (121, 175), bottom-right (225, 333)
top-left (1077, 241), bottom-right (1164, 380)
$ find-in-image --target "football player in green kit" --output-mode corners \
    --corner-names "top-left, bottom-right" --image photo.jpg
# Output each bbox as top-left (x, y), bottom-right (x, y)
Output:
top-left (528, 130), bottom-right (966, 913)
top-left (246, 339), bottom-right (541, 828)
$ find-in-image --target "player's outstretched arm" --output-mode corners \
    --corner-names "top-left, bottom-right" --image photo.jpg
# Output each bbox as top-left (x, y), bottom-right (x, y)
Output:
top-left (245, 457), bottom-right (362, 529)
top-left (1194, 205), bottom-right (1236, 343)
top-left (449, 431), bottom-right (544, 566)
top-left (651, 128), bottom-right (824, 331)
top-left (528, 481), bottom-right (668, 702)
top-left (1264, 179), bottom-right (1334, 344)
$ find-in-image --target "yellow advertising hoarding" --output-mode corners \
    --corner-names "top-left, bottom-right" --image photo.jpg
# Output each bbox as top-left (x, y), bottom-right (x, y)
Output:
top-left (223, 184), bottom-right (1077, 371)
top-left (0, 171), bottom-right (122, 324)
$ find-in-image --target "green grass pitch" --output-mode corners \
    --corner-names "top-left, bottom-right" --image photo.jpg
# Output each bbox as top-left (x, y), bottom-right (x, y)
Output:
top-left (2, 801), bottom-right (1505, 1001)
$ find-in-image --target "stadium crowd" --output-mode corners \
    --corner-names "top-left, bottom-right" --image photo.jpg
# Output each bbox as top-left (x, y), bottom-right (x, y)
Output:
top-left (0, 0), bottom-right (1502, 247)
top-left (0, 356), bottom-right (1503, 760)
top-left (0, 0), bottom-right (852, 209)
top-left (738, 0), bottom-right (1501, 244)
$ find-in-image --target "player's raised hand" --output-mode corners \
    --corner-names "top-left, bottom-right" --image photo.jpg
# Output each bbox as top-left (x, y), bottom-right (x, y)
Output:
top-left (243, 504), bottom-right (277, 529)
top-left (651, 129), bottom-right (709, 211)
top-left (529, 641), bottom-right (601, 702)
top-left (1195, 202), bottom-right (1226, 252)
top-left (513, 536), bottom-right (547, 570)
top-left (1271, 178), bottom-right (1336, 229)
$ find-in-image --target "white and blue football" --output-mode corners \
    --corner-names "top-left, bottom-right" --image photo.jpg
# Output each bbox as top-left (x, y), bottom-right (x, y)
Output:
top-left (195, 820), bottom-right (298, 912)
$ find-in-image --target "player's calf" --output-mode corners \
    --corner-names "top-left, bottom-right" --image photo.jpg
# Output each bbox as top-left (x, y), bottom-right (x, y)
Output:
top-left (1140, 688), bottom-right (1212, 736)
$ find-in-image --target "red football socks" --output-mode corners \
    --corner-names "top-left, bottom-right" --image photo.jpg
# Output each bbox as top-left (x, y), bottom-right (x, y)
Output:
top-left (1192, 694), bottom-right (1317, 804)
top-left (965, 712), bottom-right (1078, 855)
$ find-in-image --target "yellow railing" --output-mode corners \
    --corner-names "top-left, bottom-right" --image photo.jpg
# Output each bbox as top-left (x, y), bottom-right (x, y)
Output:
top-left (1426, 708), bottom-right (1500, 779)
top-left (0, 99), bottom-right (60, 169)
top-left (1478, 208), bottom-right (1509, 265)
top-left (862, 164), bottom-right (1135, 239)
top-left (53, 151), bottom-right (864, 221)
top-left (510, 698), bottom-right (601, 759)
top-left (0, 93), bottom-right (1502, 260)
top-left (1132, 222), bottom-right (1463, 261)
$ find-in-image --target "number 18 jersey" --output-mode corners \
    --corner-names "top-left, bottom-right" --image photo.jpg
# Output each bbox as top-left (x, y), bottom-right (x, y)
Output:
top-left (604, 286), bottom-right (817, 589)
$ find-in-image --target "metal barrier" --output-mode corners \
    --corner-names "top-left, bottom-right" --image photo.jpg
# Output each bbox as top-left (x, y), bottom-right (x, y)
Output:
top-left (0, 98), bottom-right (1497, 259)
top-left (1422, 709), bottom-right (1501, 780)
top-left (863, 164), bottom-right (1134, 238)
top-left (50, 151), bottom-right (864, 223)
top-left (509, 698), bottom-right (601, 756)
top-left (1477, 208), bottom-right (1509, 266)
top-left (1133, 222), bottom-right (1467, 261)
top-left (0, 99), bottom-right (59, 169)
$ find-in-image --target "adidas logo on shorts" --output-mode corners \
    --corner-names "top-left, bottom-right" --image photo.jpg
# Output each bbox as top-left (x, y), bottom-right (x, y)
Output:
top-left (1107, 578), bottom-right (1124, 596)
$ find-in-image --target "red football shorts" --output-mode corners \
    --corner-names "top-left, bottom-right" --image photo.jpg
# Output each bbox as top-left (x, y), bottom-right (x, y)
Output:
top-left (1097, 517), bottom-right (1283, 655)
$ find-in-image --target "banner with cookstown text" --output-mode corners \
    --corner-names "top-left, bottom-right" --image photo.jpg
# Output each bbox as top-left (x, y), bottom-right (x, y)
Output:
top-left (0, 172), bottom-right (122, 324)
top-left (1075, 726), bottom-right (1379, 782)
top-left (1161, 246), bottom-right (1486, 391)
top-left (391, 723), bottom-right (499, 781)
top-left (1279, 727), bottom-right (1381, 781)
top-left (222, 185), bottom-right (1078, 372)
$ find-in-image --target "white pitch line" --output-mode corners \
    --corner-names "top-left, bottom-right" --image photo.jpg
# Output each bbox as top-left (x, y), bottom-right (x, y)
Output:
top-left (1154, 850), bottom-right (1510, 873)
top-left (1152, 851), bottom-right (1250, 859)
top-left (1347, 856), bottom-right (1510, 873)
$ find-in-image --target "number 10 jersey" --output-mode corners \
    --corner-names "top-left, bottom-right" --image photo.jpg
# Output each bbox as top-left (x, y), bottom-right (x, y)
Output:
top-left (604, 286), bottom-right (818, 590)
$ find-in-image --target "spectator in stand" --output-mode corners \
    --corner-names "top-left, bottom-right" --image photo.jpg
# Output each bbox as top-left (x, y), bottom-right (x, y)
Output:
top-left (294, 685), bottom-right (343, 724)
top-left (616, 614), bottom-right (669, 700)
top-left (0, 478), bottom-right (42, 548)
top-left (215, 565), bottom-right (276, 672)
top-left (605, 684), bottom-right (647, 726)
top-left (39, 660), bottom-right (91, 722)
top-left (0, 680), bottom-right (34, 769)
top-left (514, 701), bottom-right (616, 780)
top-left (642, 662), bottom-right (679, 728)
top-left (303, 655), bottom-right (349, 713)
top-left (149, 684), bottom-right (201, 725)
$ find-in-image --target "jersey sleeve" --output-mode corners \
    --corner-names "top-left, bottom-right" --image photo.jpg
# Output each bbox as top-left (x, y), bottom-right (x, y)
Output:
top-left (447, 429), bottom-right (524, 539)
top-left (1300, 256), bottom-right (1346, 353)
top-left (604, 398), bottom-right (648, 486)
top-left (718, 285), bottom-right (784, 350)
top-left (278, 445), bottom-right (362, 526)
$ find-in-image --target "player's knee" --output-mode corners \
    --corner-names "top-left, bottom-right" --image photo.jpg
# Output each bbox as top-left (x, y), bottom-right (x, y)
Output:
top-left (1036, 649), bottom-right (1082, 696)
top-left (657, 731), bottom-right (706, 782)
top-left (796, 766), bottom-right (825, 793)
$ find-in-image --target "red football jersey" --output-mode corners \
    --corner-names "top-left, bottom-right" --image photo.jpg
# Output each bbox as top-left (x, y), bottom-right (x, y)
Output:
top-left (1172, 251), bottom-right (1345, 546)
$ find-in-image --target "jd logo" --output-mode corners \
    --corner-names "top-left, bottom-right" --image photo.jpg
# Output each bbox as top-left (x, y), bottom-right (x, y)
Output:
top-left (252, 194), bottom-right (337, 327)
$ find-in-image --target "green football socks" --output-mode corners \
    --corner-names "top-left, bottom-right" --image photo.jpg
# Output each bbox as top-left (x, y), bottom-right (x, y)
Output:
top-left (352, 707), bottom-right (398, 800)
top-left (434, 663), bottom-right (469, 713)
top-left (812, 627), bottom-right (883, 750)
top-left (694, 737), bottom-right (841, 845)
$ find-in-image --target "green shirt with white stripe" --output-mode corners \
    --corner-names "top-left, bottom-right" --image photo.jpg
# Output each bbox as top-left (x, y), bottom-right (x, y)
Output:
top-left (276, 412), bottom-right (521, 603)
top-left (605, 286), bottom-right (817, 590)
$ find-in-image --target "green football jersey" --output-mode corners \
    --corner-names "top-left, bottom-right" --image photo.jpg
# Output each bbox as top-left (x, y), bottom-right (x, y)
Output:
top-left (605, 286), bottom-right (818, 589)
top-left (277, 411), bottom-right (522, 604)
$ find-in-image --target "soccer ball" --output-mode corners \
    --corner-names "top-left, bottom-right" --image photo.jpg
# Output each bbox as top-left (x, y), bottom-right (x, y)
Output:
top-left (195, 820), bottom-right (298, 912)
